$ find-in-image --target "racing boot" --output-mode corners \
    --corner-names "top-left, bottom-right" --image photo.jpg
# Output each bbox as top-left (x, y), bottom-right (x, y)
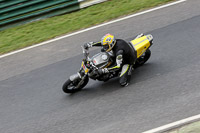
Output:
top-left (119, 64), bottom-right (132, 87)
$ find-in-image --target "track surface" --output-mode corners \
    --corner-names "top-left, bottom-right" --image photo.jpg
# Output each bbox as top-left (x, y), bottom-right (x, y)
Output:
top-left (1, 0), bottom-right (200, 133)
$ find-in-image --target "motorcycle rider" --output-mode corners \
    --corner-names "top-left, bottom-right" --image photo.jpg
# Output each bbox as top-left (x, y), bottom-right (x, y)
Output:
top-left (84, 33), bottom-right (137, 86)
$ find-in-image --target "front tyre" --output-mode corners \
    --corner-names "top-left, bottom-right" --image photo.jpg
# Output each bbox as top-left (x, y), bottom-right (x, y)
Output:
top-left (62, 76), bottom-right (89, 93)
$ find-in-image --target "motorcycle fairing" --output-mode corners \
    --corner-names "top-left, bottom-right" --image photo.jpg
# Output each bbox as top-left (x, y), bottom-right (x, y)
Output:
top-left (130, 34), bottom-right (153, 58)
top-left (81, 61), bottom-right (89, 74)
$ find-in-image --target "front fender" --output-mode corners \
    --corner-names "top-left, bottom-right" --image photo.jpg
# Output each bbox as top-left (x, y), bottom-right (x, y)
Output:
top-left (69, 73), bottom-right (81, 81)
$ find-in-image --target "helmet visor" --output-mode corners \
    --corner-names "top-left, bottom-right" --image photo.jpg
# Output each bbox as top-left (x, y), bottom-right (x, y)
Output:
top-left (102, 44), bottom-right (109, 51)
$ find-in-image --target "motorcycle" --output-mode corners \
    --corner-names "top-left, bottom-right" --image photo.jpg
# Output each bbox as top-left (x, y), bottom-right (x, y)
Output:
top-left (62, 34), bottom-right (153, 93)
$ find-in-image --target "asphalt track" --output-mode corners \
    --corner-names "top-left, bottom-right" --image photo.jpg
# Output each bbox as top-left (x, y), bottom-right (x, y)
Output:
top-left (1, 0), bottom-right (200, 133)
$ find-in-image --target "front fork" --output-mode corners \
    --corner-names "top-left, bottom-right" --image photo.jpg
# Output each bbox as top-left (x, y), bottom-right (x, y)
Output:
top-left (69, 70), bottom-right (87, 89)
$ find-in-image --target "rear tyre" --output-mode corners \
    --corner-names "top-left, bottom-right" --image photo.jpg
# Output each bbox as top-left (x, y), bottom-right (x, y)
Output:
top-left (62, 76), bottom-right (89, 93)
top-left (134, 49), bottom-right (151, 68)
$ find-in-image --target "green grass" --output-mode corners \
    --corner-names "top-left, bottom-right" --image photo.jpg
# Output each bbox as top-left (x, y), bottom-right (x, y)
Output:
top-left (166, 121), bottom-right (200, 133)
top-left (0, 0), bottom-right (175, 55)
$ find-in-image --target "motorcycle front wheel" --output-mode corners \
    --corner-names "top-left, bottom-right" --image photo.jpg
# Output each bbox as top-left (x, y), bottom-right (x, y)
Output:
top-left (62, 76), bottom-right (89, 93)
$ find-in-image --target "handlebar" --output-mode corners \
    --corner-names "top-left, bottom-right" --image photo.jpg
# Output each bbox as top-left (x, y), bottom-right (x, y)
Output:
top-left (81, 46), bottom-right (98, 71)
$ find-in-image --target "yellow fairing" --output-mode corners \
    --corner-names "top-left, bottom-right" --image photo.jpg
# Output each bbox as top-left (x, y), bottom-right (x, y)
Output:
top-left (81, 61), bottom-right (89, 73)
top-left (130, 36), bottom-right (150, 58)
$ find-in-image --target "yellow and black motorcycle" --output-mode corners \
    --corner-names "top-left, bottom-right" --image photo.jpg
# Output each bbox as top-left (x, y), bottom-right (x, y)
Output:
top-left (62, 34), bottom-right (153, 93)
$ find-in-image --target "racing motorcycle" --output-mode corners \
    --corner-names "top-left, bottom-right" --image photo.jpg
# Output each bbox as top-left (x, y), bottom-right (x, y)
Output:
top-left (62, 34), bottom-right (153, 93)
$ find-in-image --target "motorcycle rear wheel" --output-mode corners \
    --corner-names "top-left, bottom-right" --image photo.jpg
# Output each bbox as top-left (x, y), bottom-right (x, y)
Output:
top-left (62, 77), bottom-right (89, 93)
top-left (134, 49), bottom-right (151, 68)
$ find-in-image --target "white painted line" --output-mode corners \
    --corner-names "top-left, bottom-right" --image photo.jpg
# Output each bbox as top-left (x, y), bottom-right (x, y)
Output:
top-left (0, 0), bottom-right (187, 59)
top-left (143, 114), bottom-right (200, 133)
top-left (80, 0), bottom-right (108, 9)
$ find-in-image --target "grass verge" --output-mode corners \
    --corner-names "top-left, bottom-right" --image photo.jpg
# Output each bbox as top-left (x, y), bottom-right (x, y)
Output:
top-left (0, 0), bottom-right (175, 55)
top-left (166, 121), bottom-right (200, 133)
